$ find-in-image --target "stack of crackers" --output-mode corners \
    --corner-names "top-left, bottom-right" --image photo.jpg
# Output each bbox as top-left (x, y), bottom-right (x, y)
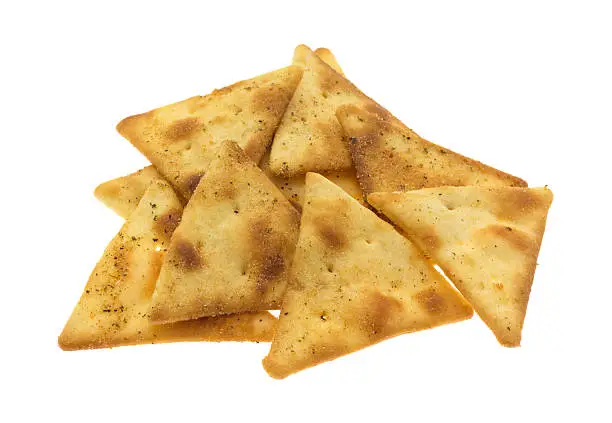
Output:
top-left (59, 45), bottom-right (553, 379)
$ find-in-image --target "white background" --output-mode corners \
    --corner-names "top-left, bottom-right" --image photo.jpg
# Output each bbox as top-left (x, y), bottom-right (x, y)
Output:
top-left (2, 1), bottom-right (610, 421)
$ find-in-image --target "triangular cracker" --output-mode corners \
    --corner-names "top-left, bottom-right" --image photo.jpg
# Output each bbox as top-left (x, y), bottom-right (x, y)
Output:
top-left (262, 173), bottom-right (473, 379)
top-left (269, 45), bottom-right (390, 177)
top-left (150, 140), bottom-right (300, 323)
top-left (117, 66), bottom-right (302, 199)
top-left (368, 186), bottom-right (553, 346)
top-left (59, 180), bottom-right (276, 350)
top-left (337, 105), bottom-right (526, 196)
top-left (94, 165), bottom-right (176, 219)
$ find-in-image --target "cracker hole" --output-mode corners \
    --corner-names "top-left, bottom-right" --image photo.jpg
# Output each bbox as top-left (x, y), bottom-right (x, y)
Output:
top-left (440, 199), bottom-right (456, 210)
top-left (327, 264), bottom-right (334, 273)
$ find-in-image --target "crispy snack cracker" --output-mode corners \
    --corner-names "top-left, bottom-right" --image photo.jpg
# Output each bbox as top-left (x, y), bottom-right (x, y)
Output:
top-left (368, 186), bottom-right (553, 346)
top-left (150, 141), bottom-right (300, 323)
top-left (262, 173), bottom-right (473, 378)
top-left (337, 105), bottom-right (526, 196)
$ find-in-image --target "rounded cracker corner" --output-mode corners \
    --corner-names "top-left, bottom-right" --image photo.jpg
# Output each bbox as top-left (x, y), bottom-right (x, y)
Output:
top-left (115, 112), bottom-right (146, 139)
top-left (261, 357), bottom-right (289, 380)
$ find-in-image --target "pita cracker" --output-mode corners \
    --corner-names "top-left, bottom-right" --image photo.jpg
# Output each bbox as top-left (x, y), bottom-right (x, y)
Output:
top-left (117, 66), bottom-right (302, 199)
top-left (59, 180), bottom-right (276, 350)
top-left (269, 45), bottom-right (391, 177)
top-left (262, 173), bottom-right (473, 379)
top-left (314, 48), bottom-right (345, 76)
top-left (150, 140), bottom-right (300, 323)
top-left (368, 186), bottom-right (553, 347)
top-left (94, 166), bottom-right (174, 219)
top-left (337, 105), bottom-right (527, 197)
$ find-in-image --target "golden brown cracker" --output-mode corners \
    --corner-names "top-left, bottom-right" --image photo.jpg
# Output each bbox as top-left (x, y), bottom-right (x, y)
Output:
top-left (150, 141), bottom-right (300, 323)
top-left (262, 173), bottom-right (473, 378)
top-left (368, 186), bottom-right (553, 346)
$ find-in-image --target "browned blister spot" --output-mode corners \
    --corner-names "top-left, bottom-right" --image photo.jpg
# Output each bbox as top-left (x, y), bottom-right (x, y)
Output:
top-left (184, 173), bottom-right (204, 196)
top-left (485, 224), bottom-right (536, 254)
top-left (252, 84), bottom-right (293, 117)
top-left (249, 218), bottom-right (273, 246)
top-left (209, 176), bottom-right (237, 200)
top-left (414, 226), bottom-right (440, 252)
top-left (346, 133), bottom-right (387, 193)
top-left (154, 208), bottom-right (182, 237)
top-left (494, 189), bottom-right (544, 221)
top-left (414, 289), bottom-right (447, 315)
top-left (221, 183), bottom-right (237, 200)
top-left (513, 190), bottom-right (543, 211)
top-left (256, 254), bottom-right (285, 293)
top-left (353, 124), bottom-right (454, 193)
top-left (164, 117), bottom-right (200, 141)
top-left (360, 291), bottom-right (404, 340)
top-left (316, 222), bottom-right (347, 250)
top-left (311, 199), bottom-right (350, 250)
top-left (173, 239), bottom-right (203, 270)
top-left (248, 218), bottom-right (287, 295)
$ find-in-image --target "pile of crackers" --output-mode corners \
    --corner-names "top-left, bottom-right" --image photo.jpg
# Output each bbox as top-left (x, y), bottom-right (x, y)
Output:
top-left (59, 45), bottom-right (553, 379)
